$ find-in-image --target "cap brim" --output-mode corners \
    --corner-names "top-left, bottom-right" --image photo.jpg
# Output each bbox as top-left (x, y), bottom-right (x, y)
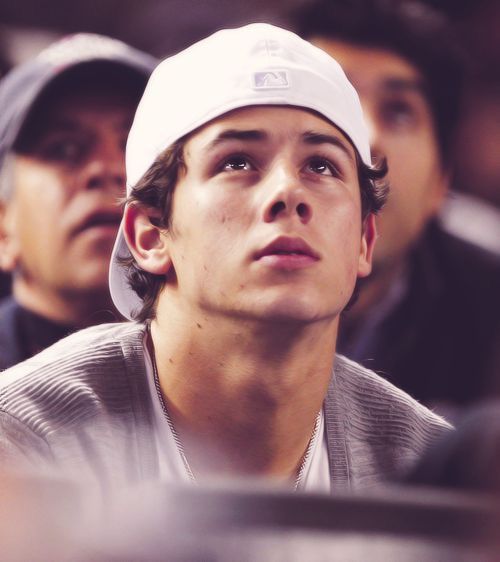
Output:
top-left (109, 221), bottom-right (143, 321)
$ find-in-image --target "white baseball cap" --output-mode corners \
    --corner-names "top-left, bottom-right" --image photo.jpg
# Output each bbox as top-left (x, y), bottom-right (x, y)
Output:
top-left (109, 22), bottom-right (372, 320)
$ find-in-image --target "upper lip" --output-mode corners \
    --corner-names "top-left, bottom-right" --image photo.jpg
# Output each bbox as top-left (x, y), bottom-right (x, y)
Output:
top-left (253, 236), bottom-right (320, 260)
top-left (72, 209), bottom-right (122, 235)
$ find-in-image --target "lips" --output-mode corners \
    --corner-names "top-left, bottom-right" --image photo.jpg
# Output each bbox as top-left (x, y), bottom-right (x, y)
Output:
top-left (72, 210), bottom-right (122, 237)
top-left (254, 236), bottom-right (320, 265)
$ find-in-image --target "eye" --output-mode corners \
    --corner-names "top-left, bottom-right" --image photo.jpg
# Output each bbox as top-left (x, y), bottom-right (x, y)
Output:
top-left (380, 99), bottom-right (418, 129)
top-left (306, 157), bottom-right (340, 177)
top-left (220, 154), bottom-right (254, 172)
top-left (38, 137), bottom-right (88, 164)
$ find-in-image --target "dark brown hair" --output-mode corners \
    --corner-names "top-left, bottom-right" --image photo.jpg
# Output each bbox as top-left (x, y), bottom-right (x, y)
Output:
top-left (291, 0), bottom-right (465, 165)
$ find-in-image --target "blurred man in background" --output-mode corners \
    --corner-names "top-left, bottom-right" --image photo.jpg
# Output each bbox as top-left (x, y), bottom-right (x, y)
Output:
top-left (292, 0), bottom-right (500, 416)
top-left (0, 33), bottom-right (156, 369)
top-left (0, 32), bottom-right (11, 301)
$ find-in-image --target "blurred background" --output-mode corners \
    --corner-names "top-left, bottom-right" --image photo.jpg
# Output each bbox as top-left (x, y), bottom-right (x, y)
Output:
top-left (0, 0), bottom-right (499, 210)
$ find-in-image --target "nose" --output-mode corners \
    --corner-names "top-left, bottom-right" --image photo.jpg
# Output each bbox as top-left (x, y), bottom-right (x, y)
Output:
top-left (262, 163), bottom-right (312, 224)
top-left (82, 139), bottom-right (126, 193)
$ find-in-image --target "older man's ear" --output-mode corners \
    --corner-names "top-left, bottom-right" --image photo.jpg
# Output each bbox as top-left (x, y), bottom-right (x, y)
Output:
top-left (0, 201), bottom-right (20, 273)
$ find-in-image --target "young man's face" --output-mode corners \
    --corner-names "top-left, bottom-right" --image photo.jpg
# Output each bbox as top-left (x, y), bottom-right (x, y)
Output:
top-left (312, 38), bottom-right (447, 274)
top-left (1, 86), bottom-right (136, 297)
top-left (160, 105), bottom-right (374, 324)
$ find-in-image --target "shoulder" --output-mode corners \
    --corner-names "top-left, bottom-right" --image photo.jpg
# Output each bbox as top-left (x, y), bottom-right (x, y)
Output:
top-left (0, 322), bottom-right (148, 435)
top-left (438, 192), bottom-right (500, 257)
top-left (334, 354), bottom-right (450, 420)
top-left (0, 295), bottom-right (18, 316)
top-left (328, 355), bottom-right (452, 484)
top-left (424, 217), bottom-right (500, 287)
top-left (333, 354), bottom-right (451, 432)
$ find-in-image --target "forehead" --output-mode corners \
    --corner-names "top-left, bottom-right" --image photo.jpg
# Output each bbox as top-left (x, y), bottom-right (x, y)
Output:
top-left (313, 38), bottom-right (427, 101)
top-left (15, 86), bottom-right (137, 153)
top-left (185, 105), bottom-right (356, 158)
top-left (37, 87), bottom-right (137, 123)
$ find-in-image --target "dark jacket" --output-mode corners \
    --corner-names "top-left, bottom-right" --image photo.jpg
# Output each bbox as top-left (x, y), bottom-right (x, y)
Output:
top-left (339, 221), bottom-right (500, 410)
top-left (0, 297), bottom-right (73, 370)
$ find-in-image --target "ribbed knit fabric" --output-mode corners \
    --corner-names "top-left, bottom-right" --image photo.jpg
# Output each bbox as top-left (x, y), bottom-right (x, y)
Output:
top-left (0, 322), bottom-right (451, 490)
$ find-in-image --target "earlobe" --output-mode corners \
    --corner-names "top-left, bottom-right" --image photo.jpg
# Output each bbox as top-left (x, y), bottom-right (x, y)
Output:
top-left (0, 201), bottom-right (20, 272)
top-left (357, 213), bottom-right (377, 278)
top-left (123, 204), bottom-right (172, 275)
top-left (430, 169), bottom-right (449, 214)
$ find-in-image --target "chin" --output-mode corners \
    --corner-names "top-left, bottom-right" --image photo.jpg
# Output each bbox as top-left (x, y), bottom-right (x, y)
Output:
top-left (253, 296), bottom-right (335, 324)
top-left (65, 269), bottom-right (110, 294)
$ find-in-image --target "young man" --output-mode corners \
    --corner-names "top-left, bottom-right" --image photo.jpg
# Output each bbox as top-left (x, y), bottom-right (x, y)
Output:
top-left (0, 24), bottom-right (450, 492)
top-left (292, 0), bottom-right (500, 414)
top-left (0, 33), bottom-right (157, 369)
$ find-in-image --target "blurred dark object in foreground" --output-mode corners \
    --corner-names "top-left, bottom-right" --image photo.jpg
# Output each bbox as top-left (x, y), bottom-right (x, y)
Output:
top-left (1, 474), bottom-right (499, 561)
top-left (406, 401), bottom-right (500, 493)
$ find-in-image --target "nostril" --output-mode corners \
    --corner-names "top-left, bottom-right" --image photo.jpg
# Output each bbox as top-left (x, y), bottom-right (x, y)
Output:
top-left (296, 203), bottom-right (309, 218)
top-left (86, 173), bottom-right (125, 191)
top-left (270, 201), bottom-right (286, 217)
top-left (113, 174), bottom-right (126, 187)
top-left (87, 176), bottom-right (103, 190)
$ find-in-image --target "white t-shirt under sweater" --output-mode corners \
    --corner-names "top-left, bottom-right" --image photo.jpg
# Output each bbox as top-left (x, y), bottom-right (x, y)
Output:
top-left (143, 339), bottom-right (331, 493)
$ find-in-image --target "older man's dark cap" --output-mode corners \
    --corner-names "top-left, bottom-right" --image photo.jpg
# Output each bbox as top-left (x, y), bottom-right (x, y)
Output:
top-left (0, 33), bottom-right (157, 171)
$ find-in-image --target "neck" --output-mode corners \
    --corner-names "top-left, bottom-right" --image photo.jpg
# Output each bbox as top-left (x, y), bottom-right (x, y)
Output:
top-left (12, 279), bottom-right (118, 328)
top-left (150, 304), bottom-right (338, 484)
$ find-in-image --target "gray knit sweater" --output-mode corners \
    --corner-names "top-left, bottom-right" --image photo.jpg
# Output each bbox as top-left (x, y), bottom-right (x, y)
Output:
top-left (0, 322), bottom-right (451, 491)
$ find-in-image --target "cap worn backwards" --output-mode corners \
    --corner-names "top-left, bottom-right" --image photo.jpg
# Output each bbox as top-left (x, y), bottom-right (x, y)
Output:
top-left (110, 22), bottom-right (372, 320)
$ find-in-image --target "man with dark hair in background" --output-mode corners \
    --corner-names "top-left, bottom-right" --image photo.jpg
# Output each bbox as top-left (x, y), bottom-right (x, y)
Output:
top-left (0, 33), bottom-right (156, 369)
top-left (292, 0), bottom-right (500, 416)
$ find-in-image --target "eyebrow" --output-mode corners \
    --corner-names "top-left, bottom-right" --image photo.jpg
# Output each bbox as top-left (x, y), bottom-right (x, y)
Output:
top-left (206, 129), bottom-right (267, 150)
top-left (301, 131), bottom-right (354, 162)
top-left (205, 128), bottom-right (354, 160)
top-left (41, 115), bottom-right (132, 135)
top-left (380, 77), bottom-right (427, 97)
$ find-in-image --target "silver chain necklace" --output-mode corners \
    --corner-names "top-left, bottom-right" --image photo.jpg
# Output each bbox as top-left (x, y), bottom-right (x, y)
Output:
top-left (148, 326), bottom-right (321, 491)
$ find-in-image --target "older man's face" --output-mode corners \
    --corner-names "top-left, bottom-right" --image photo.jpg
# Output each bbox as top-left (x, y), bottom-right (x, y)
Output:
top-left (313, 38), bottom-right (447, 274)
top-left (1, 87), bottom-right (136, 300)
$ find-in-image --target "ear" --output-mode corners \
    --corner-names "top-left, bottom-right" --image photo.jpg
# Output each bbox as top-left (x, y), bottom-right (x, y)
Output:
top-left (0, 200), bottom-right (20, 272)
top-left (357, 213), bottom-right (377, 278)
top-left (428, 168), bottom-right (449, 215)
top-left (122, 204), bottom-right (172, 275)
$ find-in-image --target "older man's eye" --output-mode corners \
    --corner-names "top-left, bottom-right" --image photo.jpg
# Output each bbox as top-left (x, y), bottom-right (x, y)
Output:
top-left (381, 99), bottom-right (418, 129)
top-left (39, 137), bottom-right (87, 164)
top-left (222, 155), bottom-right (253, 172)
top-left (307, 157), bottom-right (339, 177)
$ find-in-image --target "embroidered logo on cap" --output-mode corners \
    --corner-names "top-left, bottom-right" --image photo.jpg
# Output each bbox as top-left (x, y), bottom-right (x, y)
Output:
top-left (253, 70), bottom-right (290, 89)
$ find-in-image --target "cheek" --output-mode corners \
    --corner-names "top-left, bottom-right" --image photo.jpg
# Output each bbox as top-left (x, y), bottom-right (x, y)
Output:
top-left (385, 130), bottom-right (440, 192)
top-left (15, 170), bottom-right (69, 251)
top-left (322, 200), bottom-right (363, 266)
top-left (171, 187), bottom-right (252, 275)
top-left (16, 166), bottom-right (68, 217)
top-left (179, 186), bottom-right (254, 242)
